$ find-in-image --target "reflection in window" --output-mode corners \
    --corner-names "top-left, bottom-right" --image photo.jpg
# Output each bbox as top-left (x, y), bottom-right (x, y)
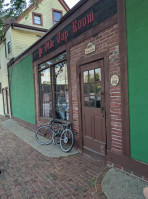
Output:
top-left (89, 70), bottom-right (95, 82)
top-left (39, 53), bottom-right (69, 120)
top-left (39, 52), bottom-right (66, 70)
top-left (52, 61), bottom-right (69, 120)
top-left (84, 71), bottom-right (88, 83)
top-left (84, 84), bottom-right (89, 95)
top-left (40, 68), bottom-right (52, 117)
top-left (95, 68), bottom-right (101, 81)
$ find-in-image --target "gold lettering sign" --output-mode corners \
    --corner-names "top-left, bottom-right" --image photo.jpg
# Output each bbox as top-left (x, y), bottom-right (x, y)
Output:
top-left (110, 74), bottom-right (119, 86)
top-left (85, 43), bottom-right (96, 55)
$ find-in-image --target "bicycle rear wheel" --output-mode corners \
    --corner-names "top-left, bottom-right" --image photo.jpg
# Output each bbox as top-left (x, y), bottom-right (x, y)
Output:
top-left (35, 125), bottom-right (53, 145)
top-left (60, 129), bottom-right (74, 152)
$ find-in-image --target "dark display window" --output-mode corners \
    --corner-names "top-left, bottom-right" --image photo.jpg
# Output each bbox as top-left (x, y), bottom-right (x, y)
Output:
top-left (39, 52), bottom-right (69, 120)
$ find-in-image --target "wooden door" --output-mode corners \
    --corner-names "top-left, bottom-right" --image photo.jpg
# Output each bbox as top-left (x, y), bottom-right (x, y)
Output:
top-left (81, 60), bottom-right (106, 155)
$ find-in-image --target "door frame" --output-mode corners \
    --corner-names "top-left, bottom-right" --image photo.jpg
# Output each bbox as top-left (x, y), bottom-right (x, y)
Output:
top-left (76, 51), bottom-right (111, 154)
top-left (2, 88), bottom-right (6, 116)
top-left (5, 87), bottom-right (9, 115)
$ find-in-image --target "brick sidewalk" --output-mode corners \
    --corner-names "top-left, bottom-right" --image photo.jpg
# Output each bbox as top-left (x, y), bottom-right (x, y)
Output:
top-left (0, 119), bottom-right (107, 199)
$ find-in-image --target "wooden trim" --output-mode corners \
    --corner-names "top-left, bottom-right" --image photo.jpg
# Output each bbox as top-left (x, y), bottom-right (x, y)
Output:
top-left (76, 51), bottom-right (111, 154)
top-left (2, 89), bottom-right (5, 116)
top-left (5, 87), bottom-right (9, 115)
top-left (83, 147), bottom-right (107, 162)
top-left (12, 23), bottom-right (48, 32)
top-left (8, 77), bottom-right (12, 117)
top-left (32, 12), bottom-right (43, 26)
top-left (52, 8), bottom-right (63, 26)
top-left (104, 54), bottom-right (111, 152)
top-left (107, 151), bottom-right (148, 179)
top-left (0, 37), bottom-right (6, 46)
top-left (66, 48), bottom-right (74, 129)
top-left (117, 0), bottom-right (130, 156)
top-left (58, 0), bottom-right (70, 12)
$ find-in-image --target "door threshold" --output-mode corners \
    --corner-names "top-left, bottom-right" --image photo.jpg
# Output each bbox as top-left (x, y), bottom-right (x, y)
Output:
top-left (83, 147), bottom-right (106, 162)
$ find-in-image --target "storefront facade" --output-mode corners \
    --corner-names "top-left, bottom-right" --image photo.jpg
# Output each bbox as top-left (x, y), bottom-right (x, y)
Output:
top-left (8, 0), bottom-right (148, 179)
top-left (32, 0), bottom-right (119, 154)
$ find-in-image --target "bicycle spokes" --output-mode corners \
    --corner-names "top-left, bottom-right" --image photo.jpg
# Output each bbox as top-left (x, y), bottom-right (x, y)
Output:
top-left (60, 129), bottom-right (74, 152)
top-left (35, 126), bottom-right (53, 145)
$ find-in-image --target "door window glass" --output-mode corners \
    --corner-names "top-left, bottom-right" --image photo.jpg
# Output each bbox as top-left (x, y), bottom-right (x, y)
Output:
top-left (84, 71), bottom-right (88, 83)
top-left (89, 70), bottom-right (95, 82)
top-left (83, 68), bottom-right (101, 108)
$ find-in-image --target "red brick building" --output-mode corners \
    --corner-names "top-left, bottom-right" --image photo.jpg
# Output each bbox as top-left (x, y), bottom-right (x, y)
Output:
top-left (8, 0), bottom-right (148, 179)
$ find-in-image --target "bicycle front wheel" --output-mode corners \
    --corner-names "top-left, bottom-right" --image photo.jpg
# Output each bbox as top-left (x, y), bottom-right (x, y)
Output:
top-left (35, 125), bottom-right (53, 145)
top-left (60, 129), bottom-right (74, 152)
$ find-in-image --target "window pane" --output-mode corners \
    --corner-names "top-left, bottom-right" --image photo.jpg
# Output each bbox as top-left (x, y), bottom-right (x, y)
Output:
top-left (90, 95), bottom-right (95, 107)
top-left (84, 71), bottom-right (88, 83)
top-left (90, 83), bottom-right (95, 94)
top-left (96, 83), bottom-right (101, 94)
top-left (52, 62), bottom-right (69, 120)
top-left (34, 15), bottom-right (41, 25)
top-left (89, 70), bottom-right (95, 82)
top-left (39, 52), bottom-right (66, 70)
top-left (96, 95), bottom-right (101, 108)
top-left (84, 84), bottom-right (89, 95)
top-left (84, 96), bottom-right (89, 107)
top-left (95, 68), bottom-right (101, 81)
top-left (40, 68), bottom-right (52, 117)
top-left (53, 11), bottom-right (62, 24)
top-left (7, 41), bottom-right (11, 54)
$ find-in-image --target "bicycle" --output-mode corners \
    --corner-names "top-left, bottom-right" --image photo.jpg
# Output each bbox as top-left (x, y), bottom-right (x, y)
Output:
top-left (35, 118), bottom-right (74, 152)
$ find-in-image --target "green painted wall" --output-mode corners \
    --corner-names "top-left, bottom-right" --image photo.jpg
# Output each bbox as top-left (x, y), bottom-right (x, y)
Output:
top-left (125, 0), bottom-right (148, 163)
top-left (10, 55), bottom-right (35, 124)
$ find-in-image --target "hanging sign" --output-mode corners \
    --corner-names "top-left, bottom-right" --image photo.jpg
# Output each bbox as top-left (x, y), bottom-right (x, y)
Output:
top-left (110, 74), bottom-right (119, 86)
top-left (33, 0), bottom-right (117, 62)
top-left (85, 43), bottom-right (96, 55)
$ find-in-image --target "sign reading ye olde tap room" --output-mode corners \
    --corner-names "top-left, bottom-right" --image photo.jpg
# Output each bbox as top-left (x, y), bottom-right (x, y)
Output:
top-left (33, 0), bottom-right (117, 62)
